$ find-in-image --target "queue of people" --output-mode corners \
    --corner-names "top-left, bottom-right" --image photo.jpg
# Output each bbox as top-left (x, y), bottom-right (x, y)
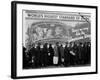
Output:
top-left (23, 42), bottom-right (91, 69)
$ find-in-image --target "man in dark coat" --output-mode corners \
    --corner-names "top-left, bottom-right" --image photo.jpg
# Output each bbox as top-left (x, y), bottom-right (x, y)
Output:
top-left (42, 43), bottom-right (48, 67)
top-left (87, 42), bottom-right (91, 64)
top-left (29, 45), bottom-right (38, 68)
top-left (64, 43), bottom-right (71, 66)
top-left (34, 44), bottom-right (38, 68)
top-left (48, 44), bottom-right (54, 66)
top-left (53, 43), bottom-right (59, 66)
top-left (78, 43), bottom-right (84, 65)
top-left (59, 44), bottom-right (65, 66)
top-left (55, 42), bottom-right (62, 66)
top-left (75, 43), bottom-right (80, 65)
top-left (69, 42), bottom-right (76, 66)
top-left (72, 43), bottom-right (78, 65)
top-left (84, 42), bottom-right (91, 64)
top-left (35, 43), bottom-right (42, 67)
top-left (83, 42), bottom-right (88, 64)
top-left (23, 46), bottom-right (27, 68)
top-left (40, 44), bottom-right (44, 67)
top-left (26, 47), bottom-right (33, 68)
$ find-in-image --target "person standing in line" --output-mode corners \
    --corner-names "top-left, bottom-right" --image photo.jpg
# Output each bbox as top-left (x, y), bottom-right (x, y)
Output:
top-left (83, 42), bottom-right (88, 64)
top-left (27, 47), bottom-right (33, 68)
top-left (78, 43), bottom-right (84, 65)
top-left (52, 44), bottom-right (55, 66)
top-left (53, 42), bottom-right (59, 66)
top-left (72, 42), bottom-right (78, 65)
top-left (83, 42), bottom-right (91, 65)
top-left (64, 42), bottom-right (71, 67)
top-left (30, 44), bottom-right (37, 68)
top-left (48, 44), bottom-right (54, 66)
top-left (87, 42), bottom-right (91, 64)
top-left (59, 44), bottom-right (65, 66)
top-left (34, 43), bottom-right (38, 68)
top-left (40, 44), bottom-right (44, 67)
top-left (57, 43), bottom-right (62, 66)
top-left (36, 43), bottom-right (41, 67)
top-left (47, 43), bottom-right (50, 66)
top-left (43, 43), bottom-right (48, 67)
top-left (75, 43), bottom-right (80, 65)
top-left (23, 46), bottom-right (27, 68)
top-left (69, 42), bottom-right (76, 66)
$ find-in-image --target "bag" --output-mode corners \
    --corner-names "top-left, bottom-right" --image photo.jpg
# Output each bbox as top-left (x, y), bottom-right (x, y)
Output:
top-left (53, 56), bottom-right (58, 64)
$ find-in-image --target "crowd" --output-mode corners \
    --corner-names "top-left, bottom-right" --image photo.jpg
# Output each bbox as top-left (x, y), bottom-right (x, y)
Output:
top-left (23, 42), bottom-right (91, 69)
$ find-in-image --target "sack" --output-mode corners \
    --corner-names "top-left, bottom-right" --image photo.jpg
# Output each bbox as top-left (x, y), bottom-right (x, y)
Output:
top-left (53, 56), bottom-right (58, 64)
